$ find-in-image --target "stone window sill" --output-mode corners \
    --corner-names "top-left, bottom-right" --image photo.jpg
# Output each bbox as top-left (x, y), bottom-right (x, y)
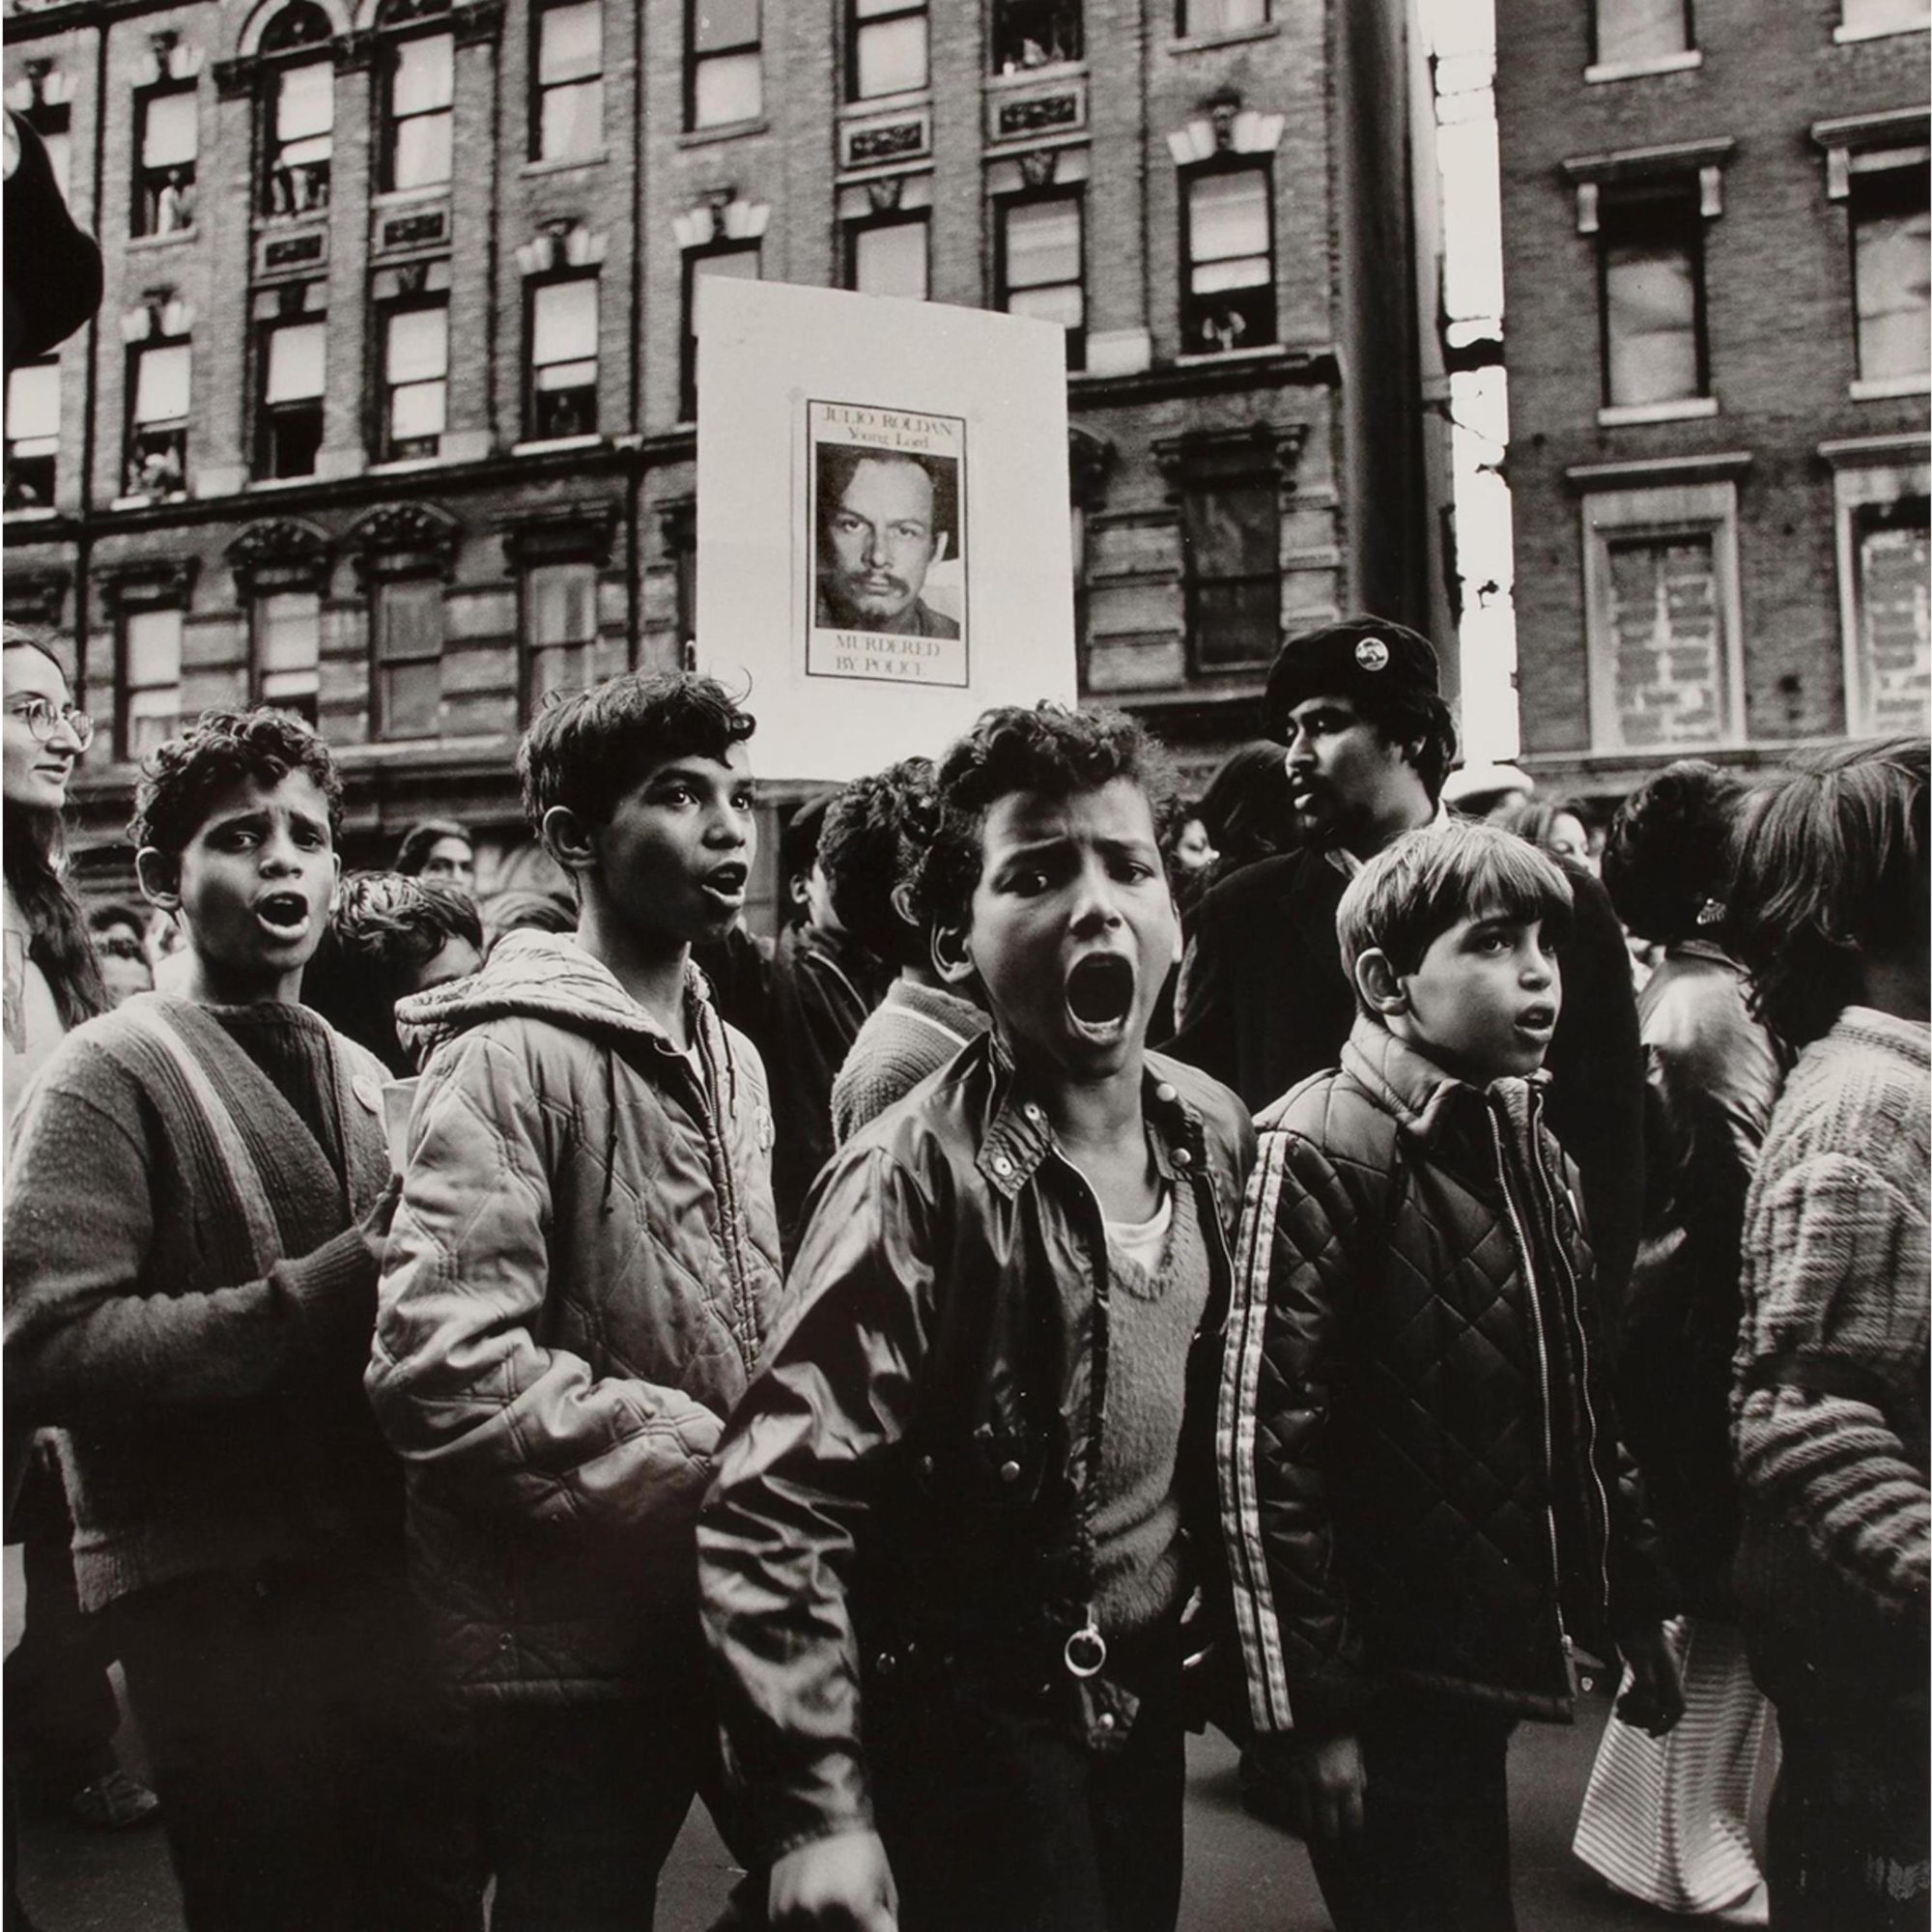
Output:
top-left (1168, 20), bottom-right (1279, 55)
top-left (678, 118), bottom-right (769, 149)
top-left (1598, 396), bottom-right (1719, 425)
top-left (522, 150), bottom-right (609, 178)
top-left (1851, 373), bottom-right (1932, 399)
top-left (1584, 49), bottom-right (1703, 83)
top-left (1833, 16), bottom-right (1929, 41)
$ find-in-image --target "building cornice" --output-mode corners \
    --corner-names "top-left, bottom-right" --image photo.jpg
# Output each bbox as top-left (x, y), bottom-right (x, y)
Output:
top-left (1070, 346), bottom-right (1338, 410)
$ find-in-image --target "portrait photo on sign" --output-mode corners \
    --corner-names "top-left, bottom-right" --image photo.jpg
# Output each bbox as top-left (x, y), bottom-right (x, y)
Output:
top-left (806, 400), bottom-right (968, 688)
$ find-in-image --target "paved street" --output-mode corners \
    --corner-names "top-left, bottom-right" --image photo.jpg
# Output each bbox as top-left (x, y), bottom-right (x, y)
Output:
top-left (9, 1546), bottom-right (1712, 1932)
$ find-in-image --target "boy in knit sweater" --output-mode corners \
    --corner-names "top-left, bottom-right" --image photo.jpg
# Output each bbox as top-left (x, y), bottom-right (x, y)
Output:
top-left (3, 710), bottom-right (469, 1932)
top-left (822, 755), bottom-right (986, 1145)
top-left (702, 705), bottom-right (1253, 1932)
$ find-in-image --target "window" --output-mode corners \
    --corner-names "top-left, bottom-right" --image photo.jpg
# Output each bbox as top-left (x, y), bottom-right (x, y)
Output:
top-left (847, 215), bottom-right (927, 299)
top-left (998, 192), bottom-right (1085, 369)
top-left (848, 0), bottom-right (927, 100)
top-left (121, 606), bottom-right (183, 759)
top-left (1592, 0), bottom-right (1691, 64)
top-left (1851, 497), bottom-right (1930, 734)
top-left (1579, 479), bottom-right (1745, 750)
top-left (255, 589), bottom-right (321, 723)
top-left (1851, 158), bottom-right (1931, 384)
top-left (380, 301), bottom-right (447, 460)
top-left (526, 276), bottom-right (599, 439)
top-left (134, 86), bottom-right (198, 236)
top-left (688, 0), bottom-right (760, 128)
top-left (264, 60), bottom-right (334, 215)
top-left (682, 242), bottom-right (759, 419)
top-left (383, 32), bottom-right (453, 190)
top-left (1179, 477), bottom-right (1278, 668)
top-left (1598, 182), bottom-right (1706, 408)
top-left (127, 337), bottom-right (191, 498)
top-left (991, 0), bottom-right (1081, 71)
top-left (256, 315), bottom-right (327, 478)
top-left (533, 0), bottom-right (603, 160)
top-left (373, 578), bottom-right (443, 738)
top-left (1181, 164), bottom-right (1275, 354)
top-left (5, 358), bottom-right (60, 511)
top-left (1839, 0), bottom-right (1928, 36)
top-left (526, 560), bottom-right (597, 710)
top-left (1179, 0), bottom-right (1266, 34)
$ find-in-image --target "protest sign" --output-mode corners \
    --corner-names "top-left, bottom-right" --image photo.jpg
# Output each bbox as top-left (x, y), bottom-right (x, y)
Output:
top-left (696, 276), bottom-right (1075, 781)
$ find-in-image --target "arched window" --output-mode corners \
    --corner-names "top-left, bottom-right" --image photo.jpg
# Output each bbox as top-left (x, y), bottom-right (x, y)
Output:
top-left (259, 2), bottom-right (335, 217)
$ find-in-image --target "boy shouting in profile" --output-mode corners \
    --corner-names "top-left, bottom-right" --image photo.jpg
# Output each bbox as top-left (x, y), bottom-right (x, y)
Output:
top-left (702, 704), bottom-right (1253, 1932)
top-left (1220, 820), bottom-right (1681, 1931)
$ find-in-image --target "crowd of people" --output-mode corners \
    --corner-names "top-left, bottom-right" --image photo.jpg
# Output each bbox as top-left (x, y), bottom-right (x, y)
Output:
top-left (0, 611), bottom-right (1924, 1932)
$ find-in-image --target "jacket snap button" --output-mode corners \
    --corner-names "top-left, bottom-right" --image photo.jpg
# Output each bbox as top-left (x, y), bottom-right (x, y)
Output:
top-left (1154, 1083), bottom-right (1177, 1103)
top-left (991, 1153), bottom-right (1014, 1178)
top-left (1023, 1102), bottom-right (1043, 1122)
top-left (497, 1634), bottom-right (513, 1651)
top-left (917, 1454), bottom-right (935, 1478)
top-left (874, 1652), bottom-right (895, 1677)
top-left (1171, 1147), bottom-right (1193, 1168)
top-left (999, 1460), bottom-right (1022, 1483)
top-left (1097, 1712), bottom-right (1116, 1731)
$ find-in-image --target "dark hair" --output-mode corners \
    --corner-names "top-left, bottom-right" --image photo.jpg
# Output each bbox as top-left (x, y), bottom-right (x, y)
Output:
top-left (778, 790), bottom-right (838, 928)
top-left (910, 704), bottom-right (1178, 932)
top-left (820, 757), bottom-right (938, 970)
top-left (129, 707), bottom-right (343, 857)
top-left (1601, 761), bottom-right (1751, 945)
top-left (1492, 796), bottom-right (1588, 858)
top-left (86, 899), bottom-right (149, 938)
top-left (1725, 735), bottom-right (1928, 1049)
top-left (481, 887), bottom-right (577, 954)
top-left (517, 670), bottom-right (754, 834)
top-left (818, 443), bottom-right (958, 555)
top-left (1195, 740), bottom-right (1295, 871)
top-left (3, 627), bottom-right (107, 1030)
top-left (302, 871), bottom-right (482, 1072)
top-left (394, 818), bottom-right (470, 875)
top-left (1337, 820), bottom-right (1575, 985)
top-left (1365, 685), bottom-right (1459, 804)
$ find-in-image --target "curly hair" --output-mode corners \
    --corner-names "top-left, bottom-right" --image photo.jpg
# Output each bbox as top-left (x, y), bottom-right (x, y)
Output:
top-left (129, 707), bottom-right (343, 858)
top-left (1725, 735), bottom-right (1928, 1050)
top-left (393, 818), bottom-right (471, 876)
top-left (820, 758), bottom-right (937, 971)
top-left (1601, 761), bottom-right (1750, 945)
top-left (517, 671), bottom-right (754, 833)
top-left (909, 704), bottom-right (1179, 933)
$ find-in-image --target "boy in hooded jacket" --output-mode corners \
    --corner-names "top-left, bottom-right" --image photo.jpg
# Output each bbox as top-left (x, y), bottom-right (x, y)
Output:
top-left (1219, 820), bottom-right (1681, 1932)
top-left (367, 672), bottom-right (783, 1932)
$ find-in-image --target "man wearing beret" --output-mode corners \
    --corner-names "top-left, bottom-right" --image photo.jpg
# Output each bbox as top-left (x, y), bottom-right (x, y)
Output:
top-left (1165, 616), bottom-right (1644, 1321)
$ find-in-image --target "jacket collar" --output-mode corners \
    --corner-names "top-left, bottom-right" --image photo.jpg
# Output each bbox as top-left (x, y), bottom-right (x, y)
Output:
top-left (1339, 1013), bottom-right (1548, 1151)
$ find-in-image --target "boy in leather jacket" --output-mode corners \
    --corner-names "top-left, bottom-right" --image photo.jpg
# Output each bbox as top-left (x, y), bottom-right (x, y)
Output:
top-left (1219, 820), bottom-right (1681, 1931)
top-left (699, 704), bottom-right (1254, 1932)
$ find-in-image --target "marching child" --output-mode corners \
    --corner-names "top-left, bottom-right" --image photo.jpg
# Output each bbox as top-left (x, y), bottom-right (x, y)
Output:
top-left (4, 708), bottom-right (463, 1931)
top-left (701, 704), bottom-right (1254, 1932)
top-left (1219, 818), bottom-right (1680, 1931)
top-left (367, 671), bottom-right (782, 1932)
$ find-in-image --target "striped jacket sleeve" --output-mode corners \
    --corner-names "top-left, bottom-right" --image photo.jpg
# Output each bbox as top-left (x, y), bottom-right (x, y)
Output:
top-left (1216, 1121), bottom-right (1376, 1738)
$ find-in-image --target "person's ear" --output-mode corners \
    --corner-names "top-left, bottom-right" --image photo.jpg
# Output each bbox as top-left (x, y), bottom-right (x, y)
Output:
top-left (539, 804), bottom-right (597, 876)
top-left (930, 918), bottom-right (976, 989)
top-left (889, 881), bottom-right (921, 934)
top-left (1354, 948), bottom-right (1407, 1017)
top-left (134, 846), bottom-right (181, 911)
top-left (327, 850), bottom-right (342, 914)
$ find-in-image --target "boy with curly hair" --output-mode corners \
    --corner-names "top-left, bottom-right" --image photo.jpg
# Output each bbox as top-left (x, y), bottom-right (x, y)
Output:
top-left (701, 703), bottom-right (1253, 1932)
top-left (4, 708), bottom-right (467, 1931)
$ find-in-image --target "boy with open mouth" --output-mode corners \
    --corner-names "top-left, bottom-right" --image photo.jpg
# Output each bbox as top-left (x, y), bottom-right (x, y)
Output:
top-left (701, 703), bottom-right (1254, 1932)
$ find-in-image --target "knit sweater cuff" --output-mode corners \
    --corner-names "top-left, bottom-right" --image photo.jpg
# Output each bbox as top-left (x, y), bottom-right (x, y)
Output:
top-left (275, 1226), bottom-right (380, 1367)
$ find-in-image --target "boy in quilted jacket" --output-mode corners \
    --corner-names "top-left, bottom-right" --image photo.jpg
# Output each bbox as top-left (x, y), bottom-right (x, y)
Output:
top-left (1218, 819), bottom-right (1681, 1931)
top-left (367, 672), bottom-right (783, 1932)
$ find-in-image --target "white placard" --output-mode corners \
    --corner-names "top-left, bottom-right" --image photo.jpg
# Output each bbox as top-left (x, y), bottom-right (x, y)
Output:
top-left (696, 277), bottom-right (1076, 783)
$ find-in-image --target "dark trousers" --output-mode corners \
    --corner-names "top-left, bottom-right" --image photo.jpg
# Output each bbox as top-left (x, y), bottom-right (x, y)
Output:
top-left (868, 1641), bottom-right (1187, 1932)
top-left (1766, 1712), bottom-right (1930, 1932)
top-left (107, 1561), bottom-right (479, 1932)
top-left (460, 1690), bottom-right (717, 1932)
top-left (1304, 1696), bottom-right (1520, 1932)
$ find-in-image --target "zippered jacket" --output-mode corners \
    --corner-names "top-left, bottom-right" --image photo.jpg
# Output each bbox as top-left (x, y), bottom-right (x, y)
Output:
top-left (1218, 1018), bottom-right (1672, 1741)
top-left (367, 930), bottom-right (782, 1700)
top-left (697, 1033), bottom-right (1255, 1864)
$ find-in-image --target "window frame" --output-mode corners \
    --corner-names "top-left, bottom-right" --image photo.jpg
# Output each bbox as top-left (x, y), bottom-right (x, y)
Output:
top-left (685, 0), bottom-right (762, 130)
top-left (844, 210), bottom-right (930, 301)
top-left (370, 575), bottom-right (445, 740)
top-left (522, 557), bottom-right (600, 716)
top-left (1827, 448), bottom-right (1932, 736)
top-left (251, 586), bottom-right (323, 725)
top-left (1176, 469), bottom-right (1281, 674)
top-left (376, 297), bottom-right (449, 463)
top-left (524, 271), bottom-right (601, 440)
top-left (253, 308), bottom-right (328, 480)
top-left (989, 0), bottom-right (1082, 71)
top-left (1847, 154), bottom-right (1931, 386)
top-left (117, 598), bottom-right (185, 762)
top-left (680, 238), bottom-right (760, 422)
top-left (1176, 0), bottom-right (1268, 38)
top-left (125, 334), bottom-right (193, 500)
top-left (379, 25), bottom-right (455, 193)
top-left (4, 356), bottom-right (61, 512)
top-left (132, 81), bottom-right (199, 237)
top-left (995, 187), bottom-right (1086, 371)
top-left (530, 0), bottom-right (605, 162)
top-left (258, 10), bottom-right (336, 220)
top-left (1595, 178), bottom-right (1710, 411)
top-left (1179, 158), bottom-right (1278, 356)
top-left (846, 0), bottom-right (929, 102)
top-left (1588, 0), bottom-right (1693, 68)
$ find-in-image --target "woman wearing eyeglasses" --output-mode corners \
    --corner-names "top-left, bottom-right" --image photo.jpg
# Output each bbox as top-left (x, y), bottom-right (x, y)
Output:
top-left (3, 623), bottom-right (105, 1117)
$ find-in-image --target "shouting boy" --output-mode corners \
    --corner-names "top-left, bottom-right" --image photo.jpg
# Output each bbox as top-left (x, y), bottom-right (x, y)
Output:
top-left (4, 709), bottom-right (464, 1931)
top-left (366, 671), bottom-right (782, 1931)
top-left (701, 704), bottom-right (1254, 1932)
top-left (1219, 819), bottom-right (1681, 1931)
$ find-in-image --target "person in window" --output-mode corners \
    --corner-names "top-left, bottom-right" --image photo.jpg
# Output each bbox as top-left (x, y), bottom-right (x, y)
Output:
top-left (815, 446), bottom-right (960, 639)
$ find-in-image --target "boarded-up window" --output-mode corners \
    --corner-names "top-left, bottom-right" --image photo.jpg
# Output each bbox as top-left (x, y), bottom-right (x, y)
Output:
top-left (1605, 535), bottom-right (1726, 748)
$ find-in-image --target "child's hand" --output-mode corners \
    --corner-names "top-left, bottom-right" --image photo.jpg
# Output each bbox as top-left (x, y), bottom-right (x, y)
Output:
top-left (1616, 1623), bottom-right (1687, 1737)
top-left (767, 1829), bottom-right (898, 1930)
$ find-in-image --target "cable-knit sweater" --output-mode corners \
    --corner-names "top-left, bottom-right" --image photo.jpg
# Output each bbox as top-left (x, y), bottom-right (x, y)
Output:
top-left (1733, 1006), bottom-right (1930, 1643)
top-left (4, 995), bottom-right (397, 1612)
top-left (830, 978), bottom-right (987, 1148)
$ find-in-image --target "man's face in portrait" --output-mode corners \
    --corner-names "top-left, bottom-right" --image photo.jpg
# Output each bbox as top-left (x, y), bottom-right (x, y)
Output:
top-left (820, 456), bottom-right (948, 632)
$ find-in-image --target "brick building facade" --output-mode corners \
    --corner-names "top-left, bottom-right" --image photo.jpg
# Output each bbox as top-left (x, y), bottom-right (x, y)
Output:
top-left (1494, 0), bottom-right (1929, 803)
top-left (4, 0), bottom-right (1435, 899)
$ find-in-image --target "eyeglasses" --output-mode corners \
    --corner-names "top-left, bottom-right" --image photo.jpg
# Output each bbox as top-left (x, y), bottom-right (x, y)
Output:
top-left (6, 699), bottom-right (95, 749)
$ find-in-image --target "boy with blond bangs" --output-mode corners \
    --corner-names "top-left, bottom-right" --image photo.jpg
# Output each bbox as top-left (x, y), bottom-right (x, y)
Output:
top-left (1219, 818), bottom-right (1681, 1931)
